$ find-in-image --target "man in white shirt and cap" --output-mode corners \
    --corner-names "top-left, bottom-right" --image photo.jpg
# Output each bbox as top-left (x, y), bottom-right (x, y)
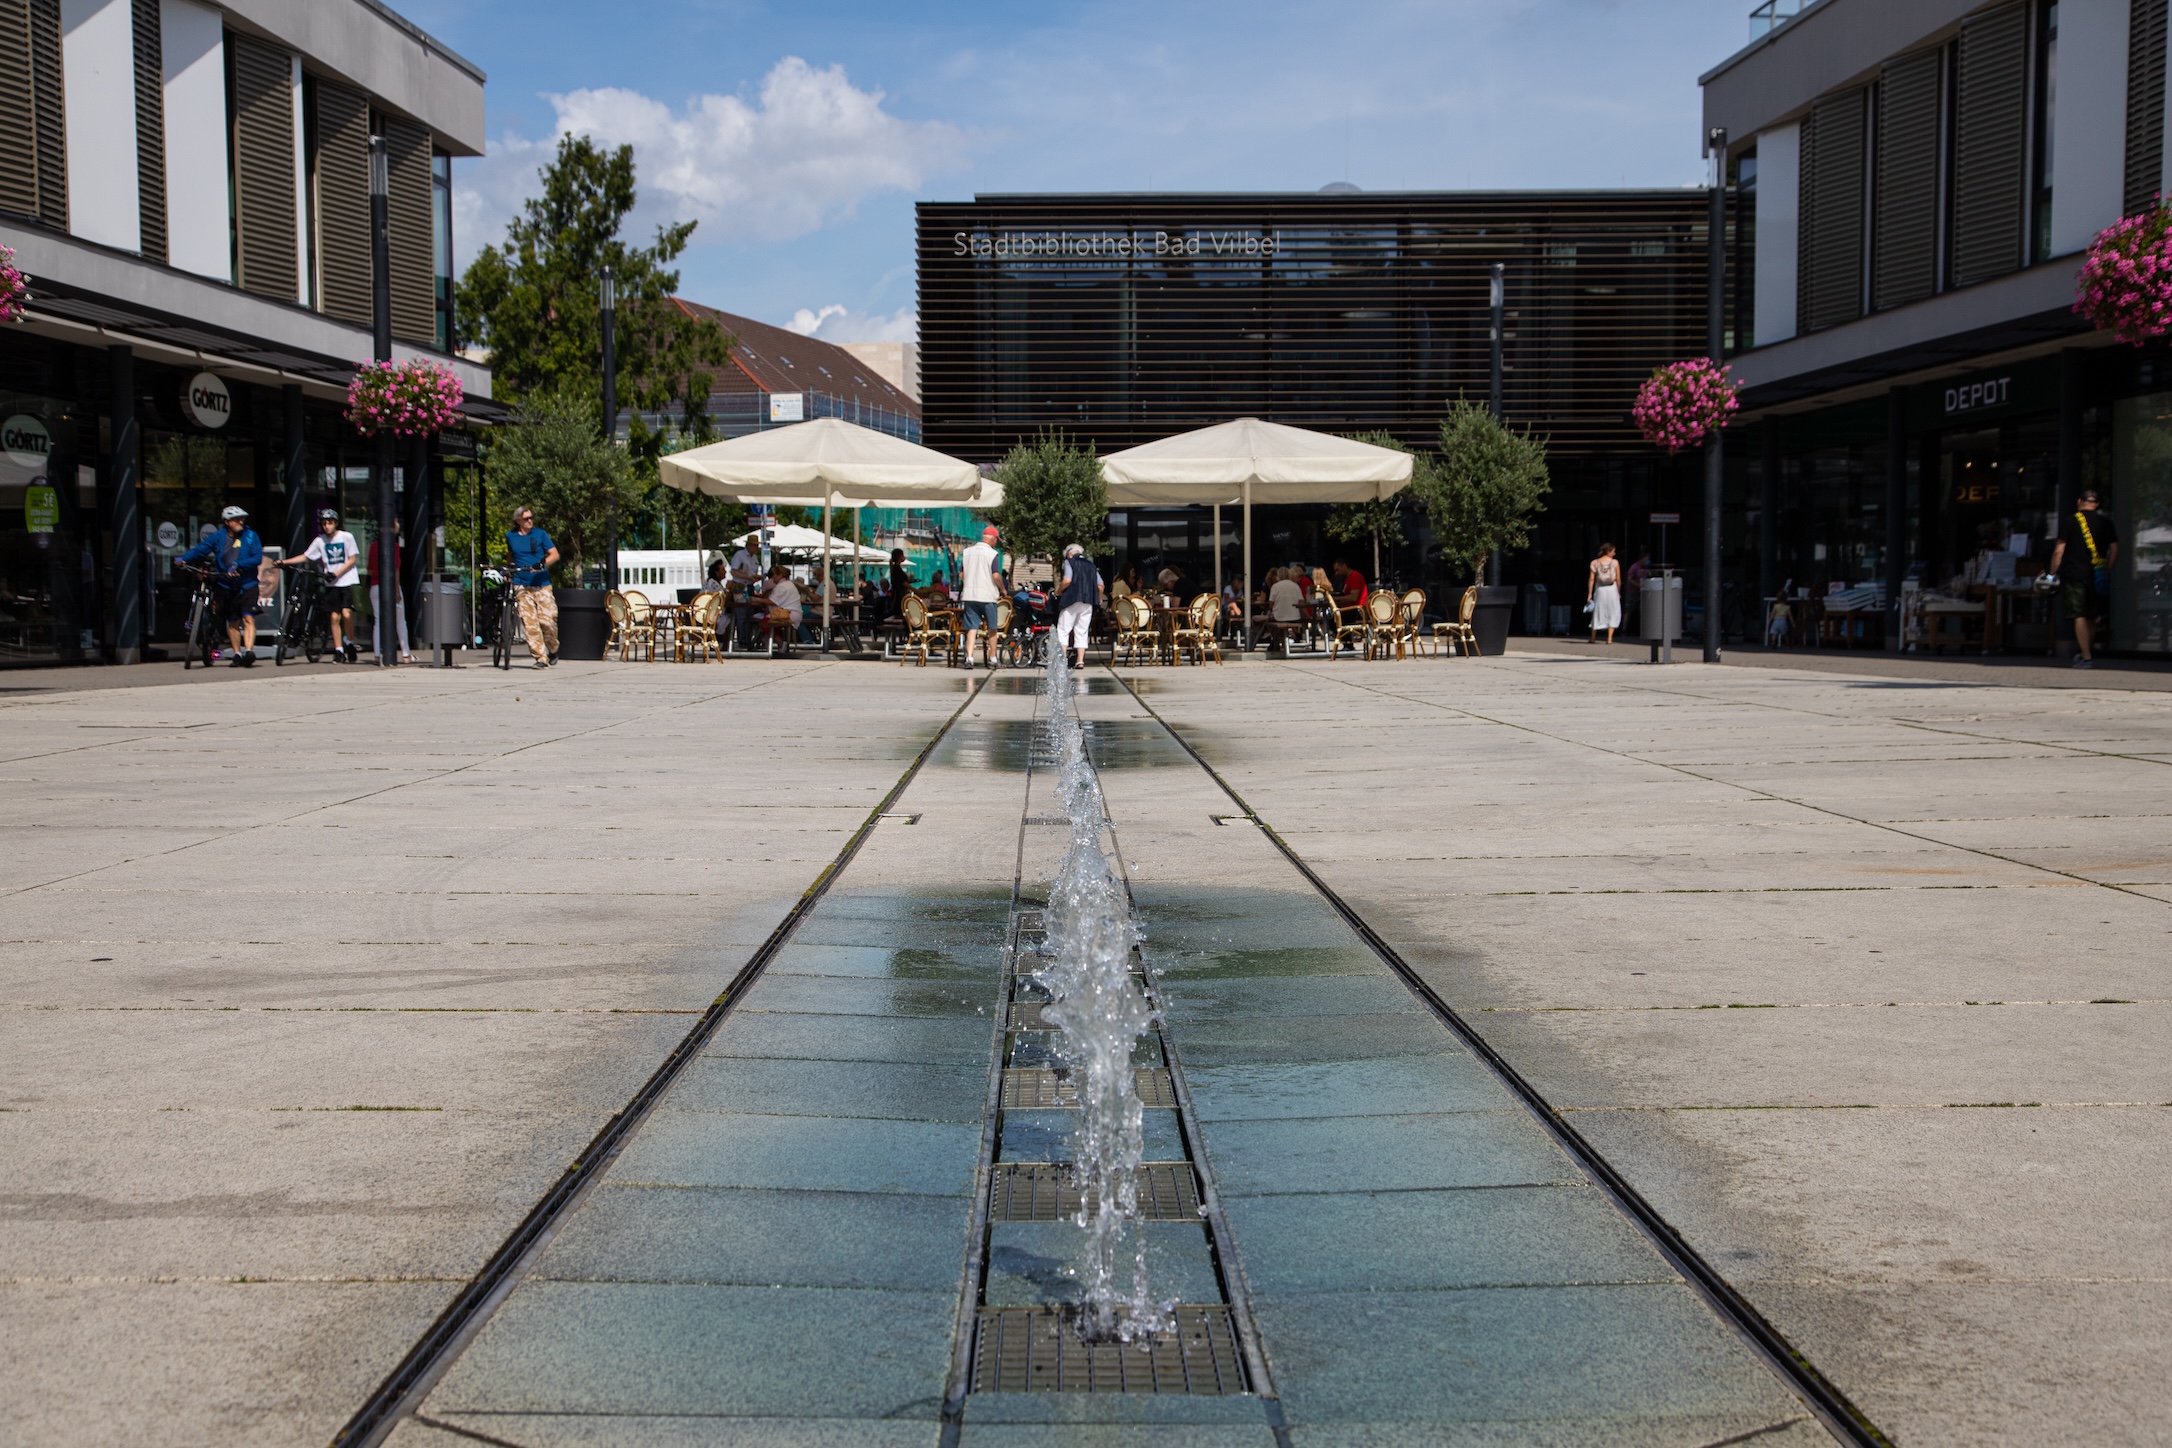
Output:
top-left (958, 524), bottom-right (1007, 670)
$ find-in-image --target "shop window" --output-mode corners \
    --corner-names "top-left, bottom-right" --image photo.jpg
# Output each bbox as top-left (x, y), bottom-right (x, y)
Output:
top-left (2111, 394), bottom-right (2172, 653)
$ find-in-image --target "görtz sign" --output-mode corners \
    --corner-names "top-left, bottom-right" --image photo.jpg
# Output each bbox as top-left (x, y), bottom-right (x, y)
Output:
top-left (181, 371), bottom-right (232, 430)
top-left (953, 230), bottom-right (1287, 260)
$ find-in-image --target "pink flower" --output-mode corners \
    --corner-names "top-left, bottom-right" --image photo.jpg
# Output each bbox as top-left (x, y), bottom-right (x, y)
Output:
top-left (1634, 358), bottom-right (1738, 453)
top-left (2077, 203), bottom-right (2172, 345)
top-left (0, 243), bottom-right (28, 325)
top-left (345, 358), bottom-right (464, 436)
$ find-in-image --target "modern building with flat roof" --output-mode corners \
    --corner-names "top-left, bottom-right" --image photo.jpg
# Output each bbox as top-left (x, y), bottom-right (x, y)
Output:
top-left (917, 189), bottom-right (1718, 619)
top-left (1, 0), bottom-right (491, 665)
top-left (1708, 0), bottom-right (2172, 656)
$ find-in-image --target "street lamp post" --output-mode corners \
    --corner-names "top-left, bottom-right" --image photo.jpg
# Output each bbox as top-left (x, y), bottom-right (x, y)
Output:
top-left (370, 133), bottom-right (397, 667)
top-left (600, 266), bottom-right (619, 593)
top-left (1704, 127), bottom-right (1727, 664)
top-left (1487, 261), bottom-right (1505, 587)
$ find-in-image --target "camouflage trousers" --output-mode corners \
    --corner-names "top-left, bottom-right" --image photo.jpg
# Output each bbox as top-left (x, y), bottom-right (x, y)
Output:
top-left (514, 585), bottom-right (559, 659)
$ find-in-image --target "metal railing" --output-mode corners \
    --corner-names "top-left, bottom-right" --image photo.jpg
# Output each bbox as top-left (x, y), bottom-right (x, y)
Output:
top-left (1749, 0), bottom-right (1806, 38)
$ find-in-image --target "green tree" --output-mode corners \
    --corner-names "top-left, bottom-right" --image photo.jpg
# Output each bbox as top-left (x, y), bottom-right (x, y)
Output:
top-left (457, 135), bottom-right (733, 464)
top-left (1416, 399), bottom-right (1551, 586)
top-left (485, 389), bottom-right (641, 580)
top-left (1327, 431), bottom-right (1417, 584)
top-left (988, 430), bottom-right (1111, 572)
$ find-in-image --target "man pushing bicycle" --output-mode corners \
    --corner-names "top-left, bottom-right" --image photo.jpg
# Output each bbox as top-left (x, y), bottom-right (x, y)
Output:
top-left (281, 508), bottom-right (361, 662)
top-left (178, 505), bottom-right (265, 667)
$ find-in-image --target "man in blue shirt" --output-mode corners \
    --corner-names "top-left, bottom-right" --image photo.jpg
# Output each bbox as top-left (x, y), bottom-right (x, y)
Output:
top-left (178, 505), bottom-right (265, 666)
top-left (504, 505), bottom-right (560, 667)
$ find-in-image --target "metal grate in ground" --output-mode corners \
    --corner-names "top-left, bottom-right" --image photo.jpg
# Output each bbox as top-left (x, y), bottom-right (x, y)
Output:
top-left (971, 1305), bottom-right (1247, 1395)
top-left (1001, 1068), bottom-right (1177, 1109)
top-left (988, 1162), bottom-right (1202, 1222)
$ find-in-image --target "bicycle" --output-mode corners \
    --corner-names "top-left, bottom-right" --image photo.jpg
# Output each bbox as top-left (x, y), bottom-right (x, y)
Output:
top-left (477, 566), bottom-right (516, 670)
top-left (177, 563), bottom-right (223, 670)
top-left (275, 567), bottom-right (331, 665)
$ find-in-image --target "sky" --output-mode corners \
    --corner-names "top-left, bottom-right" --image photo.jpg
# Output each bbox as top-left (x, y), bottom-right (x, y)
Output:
top-left (397, 0), bottom-right (1763, 345)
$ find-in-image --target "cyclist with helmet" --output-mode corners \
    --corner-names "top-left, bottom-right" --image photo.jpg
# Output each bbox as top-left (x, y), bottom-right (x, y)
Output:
top-left (178, 505), bottom-right (265, 666)
top-left (281, 507), bottom-right (362, 662)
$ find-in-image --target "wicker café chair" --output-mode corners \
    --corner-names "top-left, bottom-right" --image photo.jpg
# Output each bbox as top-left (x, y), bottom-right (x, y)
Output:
top-left (1399, 588), bottom-right (1429, 657)
top-left (604, 590), bottom-right (656, 661)
top-left (1173, 593), bottom-right (1223, 665)
top-left (1433, 585), bottom-right (1480, 656)
top-left (1112, 594), bottom-right (1153, 665)
top-left (678, 590), bottom-right (725, 662)
top-left (1364, 589), bottom-right (1403, 659)
top-left (897, 593), bottom-right (940, 667)
top-left (1323, 596), bottom-right (1371, 661)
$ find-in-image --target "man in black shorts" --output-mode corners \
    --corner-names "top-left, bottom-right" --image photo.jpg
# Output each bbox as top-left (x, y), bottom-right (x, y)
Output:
top-left (282, 508), bottom-right (362, 661)
top-left (177, 505), bottom-right (265, 665)
top-left (2049, 490), bottom-right (2120, 669)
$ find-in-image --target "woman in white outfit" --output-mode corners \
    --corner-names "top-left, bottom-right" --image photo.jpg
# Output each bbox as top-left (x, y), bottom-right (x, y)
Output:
top-left (1587, 542), bottom-right (1623, 644)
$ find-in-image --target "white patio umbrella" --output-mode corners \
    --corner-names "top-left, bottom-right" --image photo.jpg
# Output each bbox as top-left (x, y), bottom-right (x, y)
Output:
top-left (726, 524), bottom-right (891, 565)
top-left (659, 418), bottom-right (981, 641)
top-left (1101, 418), bottom-right (1414, 645)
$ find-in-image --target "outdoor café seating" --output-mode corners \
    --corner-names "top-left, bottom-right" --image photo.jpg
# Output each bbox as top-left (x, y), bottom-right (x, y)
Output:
top-left (1113, 594), bottom-right (1155, 665)
top-left (897, 593), bottom-right (942, 667)
top-left (604, 590), bottom-right (657, 662)
top-left (1399, 588), bottom-right (1429, 657)
top-left (1173, 593), bottom-right (1223, 665)
top-left (1324, 595), bottom-right (1371, 660)
top-left (677, 591), bottom-right (725, 662)
top-left (1433, 585), bottom-right (1479, 656)
top-left (1364, 590), bottom-right (1403, 659)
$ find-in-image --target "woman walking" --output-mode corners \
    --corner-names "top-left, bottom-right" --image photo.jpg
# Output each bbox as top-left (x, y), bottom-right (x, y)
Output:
top-left (1587, 542), bottom-right (1623, 644)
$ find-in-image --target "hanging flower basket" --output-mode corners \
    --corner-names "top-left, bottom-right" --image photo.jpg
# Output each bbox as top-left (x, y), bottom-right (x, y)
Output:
top-left (345, 358), bottom-right (464, 437)
top-left (1633, 357), bottom-right (1739, 453)
top-left (0, 243), bottom-right (28, 325)
top-left (2074, 202), bottom-right (2172, 346)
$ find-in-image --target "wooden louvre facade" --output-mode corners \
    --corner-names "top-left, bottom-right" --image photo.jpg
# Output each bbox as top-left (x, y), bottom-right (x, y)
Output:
top-left (231, 35), bottom-right (297, 300)
top-left (0, 0), bottom-right (67, 228)
top-left (1872, 50), bottom-right (1942, 311)
top-left (1949, 2), bottom-right (2030, 287)
top-left (312, 80), bottom-right (373, 328)
top-left (2127, 0), bottom-right (2169, 215)
top-left (383, 115), bottom-right (435, 345)
top-left (917, 191), bottom-right (1717, 462)
top-left (1798, 89), bottom-right (1867, 333)
top-left (130, 0), bottom-right (164, 263)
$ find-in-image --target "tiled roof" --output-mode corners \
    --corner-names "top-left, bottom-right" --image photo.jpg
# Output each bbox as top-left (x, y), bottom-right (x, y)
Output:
top-left (670, 298), bottom-right (919, 417)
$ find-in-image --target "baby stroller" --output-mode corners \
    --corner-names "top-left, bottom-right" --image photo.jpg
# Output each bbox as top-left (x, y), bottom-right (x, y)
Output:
top-left (997, 587), bottom-right (1054, 668)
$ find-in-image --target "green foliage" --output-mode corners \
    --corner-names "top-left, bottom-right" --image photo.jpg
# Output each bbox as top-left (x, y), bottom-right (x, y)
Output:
top-left (483, 389), bottom-right (641, 579)
top-left (456, 135), bottom-right (733, 465)
top-left (989, 431), bottom-right (1111, 569)
top-left (1416, 399), bottom-right (1551, 585)
top-left (1327, 431), bottom-right (1416, 577)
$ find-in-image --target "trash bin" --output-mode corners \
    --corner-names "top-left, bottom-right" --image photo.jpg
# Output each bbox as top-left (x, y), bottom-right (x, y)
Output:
top-left (1471, 585), bottom-right (1517, 656)
top-left (555, 587), bottom-right (610, 660)
top-left (1641, 574), bottom-right (1684, 658)
top-left (418, 575), bottom-right (465, 652)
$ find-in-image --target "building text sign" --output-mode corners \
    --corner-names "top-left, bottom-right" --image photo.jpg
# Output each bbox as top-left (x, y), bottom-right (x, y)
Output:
top-left (1943, 376), bottom-right (2011, 416)
top-left (953, 230), bottom-right (1287, 260)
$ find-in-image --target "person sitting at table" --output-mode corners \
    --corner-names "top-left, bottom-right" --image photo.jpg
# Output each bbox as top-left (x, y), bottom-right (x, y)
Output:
top-left (1111, 565), bottom-right (1141, 603)
top-left (759, 565), bottom-right (808, 645)
top-left (1157, 566), bottom-right (1184, 602)
top-left (1329, 559), bottom-right (1367, 609)
top-left (700, 559), bottom-right (728, 593)
top-left (1267, 568), bottom-right (1306, 652)
top-left (927, 572), bottom-right (952, 602)
top-left (886, 549), bottom-right (912, 618)
top-left (1310, 565), bottom-right (1334, 601)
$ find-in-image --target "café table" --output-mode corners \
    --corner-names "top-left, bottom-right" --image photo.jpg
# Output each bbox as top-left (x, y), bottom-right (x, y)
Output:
top-left (647, 602), bottom-right (687, 659)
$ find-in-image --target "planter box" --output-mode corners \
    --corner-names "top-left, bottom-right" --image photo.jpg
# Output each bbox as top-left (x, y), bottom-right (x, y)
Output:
top-left (555, 588), bottom-right (610, 661)
top-left (1471, 585), bottom-right (1517, 657)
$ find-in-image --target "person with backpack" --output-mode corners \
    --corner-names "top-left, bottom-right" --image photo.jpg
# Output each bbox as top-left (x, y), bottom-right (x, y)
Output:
top-left (1055, 543), bottom-right (1102, 669)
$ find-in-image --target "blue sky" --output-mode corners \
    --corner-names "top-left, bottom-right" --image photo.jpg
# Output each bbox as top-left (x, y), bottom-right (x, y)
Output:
top-left (400, 1), bottom-right (1760, 343)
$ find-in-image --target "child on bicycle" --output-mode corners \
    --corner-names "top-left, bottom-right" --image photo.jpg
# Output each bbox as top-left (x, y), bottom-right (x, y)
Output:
top-left (281, 508), bottom-right (361, 661)
top-left (178, 505), bottom-right (265, 666)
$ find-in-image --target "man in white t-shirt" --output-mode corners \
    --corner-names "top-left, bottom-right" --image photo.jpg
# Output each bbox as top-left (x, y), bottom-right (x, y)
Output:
top-left (1266, 568), bottom-right (1306, 656)
top-left (281, 508), bottom-right (361, 661)
top-left (958, 524), bottom-right (1006, 669)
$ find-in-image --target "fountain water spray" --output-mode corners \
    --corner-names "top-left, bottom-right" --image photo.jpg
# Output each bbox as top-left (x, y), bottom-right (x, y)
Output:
top-left (1033, 647), bottom-right (1172, 1342)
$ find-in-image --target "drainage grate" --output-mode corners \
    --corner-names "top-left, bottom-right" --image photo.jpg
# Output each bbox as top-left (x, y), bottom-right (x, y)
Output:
top-left (1001, 1068), bottom-right (1176, 1109)
top-left (1008, 1000), bottom-right (1053, 1030)
top-left (1022, 814), bottom-right (1070, 826)
top-left (1014, 910), bottom-right (1045, 933)
top-left (988, 1162), bottom-right (1202, 1222)
top-left (971, 1305), bottom-right (1246, 1395)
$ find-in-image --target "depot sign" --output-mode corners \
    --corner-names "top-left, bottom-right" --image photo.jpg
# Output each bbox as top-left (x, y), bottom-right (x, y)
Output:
top-left (181, 371), bottom-right (232, 429)
top-left (953, 229), bottom-right (1287, 260)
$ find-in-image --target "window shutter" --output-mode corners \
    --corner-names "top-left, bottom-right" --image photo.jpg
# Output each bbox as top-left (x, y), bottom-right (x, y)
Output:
top-left (2126, 0), bottom-right (2169, 215)
top-left (0, 1), bottom-right (36, 218)
top-left (230, 36), bottom-right (297, 299)
top-left (30, 0), bottom-right (65, 229)
top-left (1951, 2), bottom-right (2028, 287)
top-left (314, 80), bottom-right (371, 326)
top-left (1799, 89), bottom-right (1867, 332)
top-left (132, 0), bottom-right (164, 264)
top-left (1875, 50), bottom-right (1942, 310)
top-left (382, 115), bottom-right (434, 344)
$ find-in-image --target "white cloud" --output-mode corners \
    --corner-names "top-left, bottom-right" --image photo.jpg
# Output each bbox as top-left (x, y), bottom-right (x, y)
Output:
top-left (456, 57), bottom-right (965, 265)
top-left (785, 304), bottom-right (918, 344)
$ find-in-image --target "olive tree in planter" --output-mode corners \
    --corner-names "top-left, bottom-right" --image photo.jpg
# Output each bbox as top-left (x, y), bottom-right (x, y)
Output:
top-left (988, 430), bottom-right (1112, 577)
top-left (1414, 399), bottom-right (1550, 653)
